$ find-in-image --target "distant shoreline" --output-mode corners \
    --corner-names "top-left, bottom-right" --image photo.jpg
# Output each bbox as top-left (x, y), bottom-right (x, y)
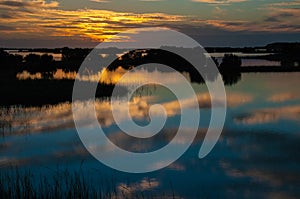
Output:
top-left (241, 66), bottom-right (300, 72)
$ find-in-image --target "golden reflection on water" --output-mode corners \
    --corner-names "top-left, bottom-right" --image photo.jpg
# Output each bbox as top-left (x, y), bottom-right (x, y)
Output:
top-left (268, 92), bottom-right (300, 103)
top-left (0, 89), bottom-right (254, 136)
top-left (1, 72), bottom-right (300, 198)
top-left (17, 67), bottom-right (191, 85)
top-left (117, 178), bottom-right (160, 197)
top-left (235, 105), bottom-right (300, 125)
top-left (9, 72), bottom-right (300, 134)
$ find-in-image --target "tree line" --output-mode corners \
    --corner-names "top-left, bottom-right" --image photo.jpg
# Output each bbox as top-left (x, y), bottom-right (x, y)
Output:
top-left (0, 48), bottom-right (91, 79)
top-left (1, 42), bottom-right (298, 80)
top-left (5, 43), bottom-right (300, 85)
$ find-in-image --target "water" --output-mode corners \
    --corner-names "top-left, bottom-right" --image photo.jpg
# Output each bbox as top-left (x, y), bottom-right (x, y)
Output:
top-left (214, 57), bottom-right (281, 67)
top-left (209, 52), bottom-right (281, 67)
top-left (241, 59), bottom-right (281, 67)
top-left (1, 72), bottom-right (300, 198)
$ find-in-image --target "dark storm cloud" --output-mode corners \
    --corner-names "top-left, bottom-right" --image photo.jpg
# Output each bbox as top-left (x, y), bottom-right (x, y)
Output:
top-left (0, 1), bottom-right (27, 7)
top-left (264, 17), bottom-right (280, 22)
top-left (0, 25), bottom-right (15, 30)
top-left (0, 0), bottom-right (58, 9)
top-left (0, 13), bottom-right (13, 18)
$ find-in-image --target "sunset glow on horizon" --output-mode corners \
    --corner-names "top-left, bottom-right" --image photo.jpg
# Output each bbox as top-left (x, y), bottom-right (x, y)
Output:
top-left (0, 0), bottom-right (299, 47)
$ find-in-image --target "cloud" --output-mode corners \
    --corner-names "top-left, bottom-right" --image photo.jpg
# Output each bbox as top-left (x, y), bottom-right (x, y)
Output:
top-left (0, 86), bottom-right (251, 136)
top-left (188, 1), bottom-right (300, 33)
top-left (139, 0), bottom-right (166, 1)
top-left (267, 0), bottom-right (300, 7)
top-left (191, 0), bottom-right (247, 5)
top-left (0, 13), bottom-right (13, 18)
top-left (0, 25), bottom-right (15, 30)
top-left (118, 178), bottom-right (159, 196)
top-left (213, 6), bottom-right (227, 18)
top-left (205, 19), bottom-right (249, 31)
top-left (0, 0), bottom-right (59, 9)
top-left (90, 0), bottom-right (111, 3)
top-left (256, 2), bottom-right (300, 32)
top-left (264, 16), bottom-right (280, 22)
top-left (0, 0), bottom-right (26, 7)
top-left (167, 162), bottom-right (186, 171)
top-left (234, 105), bottom-right (300, 125)
top-left (267, 92), bottom-right (299, 103)
top-left (0, 0), bottom-right (300, 46)
top-left (0, 1), bottom-right (186, 42)
top-left (262, 7), bottom-right (300, 23)
top-left (219, 129), bottom-right (300, 197)
top-left (202, 8), bottom-right (300, 32)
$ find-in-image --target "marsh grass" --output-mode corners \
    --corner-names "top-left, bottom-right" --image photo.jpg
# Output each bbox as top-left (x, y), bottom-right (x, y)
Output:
top-left (0, 167), bottom-right (176, 199)
top-left (0, 168), bottom-right (104, 199)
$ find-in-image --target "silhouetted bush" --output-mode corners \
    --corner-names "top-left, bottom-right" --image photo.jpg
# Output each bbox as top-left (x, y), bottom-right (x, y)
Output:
top-left (219, 54), bottom-right (242, 71)
top-left (61, 47), bottom-right (91, 72)
top-left (218, 54), bottom-right (242, 85)
top-left (0, 50), bottom-right (23, 79)
top-left (22, 53), bottom-right (56, 78)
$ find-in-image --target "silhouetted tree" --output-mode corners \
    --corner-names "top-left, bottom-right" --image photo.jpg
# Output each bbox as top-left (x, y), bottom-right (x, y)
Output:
top-left (0, 50), bottom-right (23, 79)
top-left (219, 54), bottom-right (242, 71)
top-left (265, 43), bottom-right (300, 67)
top-left (280, 43), bottom-right (300, 68)
top-left (23, 53), bottom-right (55, 78)
top-left (61, 47), bottom-right (91, 72)
top-left (107, 48), bottom-right (215, 83)
top-left (219, 54), bottom-right (242, 85)
top-left (23, 53), bottom-right (41, 73)
top-left (41, 54), bottom-right (55, 78)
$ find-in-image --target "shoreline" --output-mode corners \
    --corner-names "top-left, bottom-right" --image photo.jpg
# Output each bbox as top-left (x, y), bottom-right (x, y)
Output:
top-left (240, 66), bottom-right (300, 72)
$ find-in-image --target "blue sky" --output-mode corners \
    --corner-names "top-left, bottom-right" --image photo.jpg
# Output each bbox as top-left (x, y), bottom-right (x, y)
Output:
top-left (0, 0), bottom-right (299, 47)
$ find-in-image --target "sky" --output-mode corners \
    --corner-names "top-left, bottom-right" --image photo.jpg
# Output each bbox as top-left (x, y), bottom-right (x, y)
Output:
top-left (0, 0), bottom-right (299, 48)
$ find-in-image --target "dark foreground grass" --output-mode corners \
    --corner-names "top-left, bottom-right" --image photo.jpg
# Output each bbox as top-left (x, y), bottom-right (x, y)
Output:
top-left (0, 168), bottom-right (175, 199)
top-left (0, 169), bottom-right (108, 199)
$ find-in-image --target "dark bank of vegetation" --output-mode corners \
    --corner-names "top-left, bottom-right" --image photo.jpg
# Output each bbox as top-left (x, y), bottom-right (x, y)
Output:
top-left (0, 42), bottom-right (299, 106)
top-left (256, 43), bottom-right (300, 68)
top-left (0, 79), bottom-right (121, 106)
top-left (0, 47), bottom-right (237, 106)
top-left (107, 48), bottom-right (216, 83)
top-left (1, 42), bottom-right (299, 79)
top-left (0, 48), bottom-right (92, 79)
top-left (207, 42), bottom-right (300, 68)
top-left (0, 48), bottom-right (119, 106)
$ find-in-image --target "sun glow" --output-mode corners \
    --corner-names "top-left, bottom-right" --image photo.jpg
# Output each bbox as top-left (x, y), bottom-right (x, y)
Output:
top-left (0, 1), bottom-right (186, 42)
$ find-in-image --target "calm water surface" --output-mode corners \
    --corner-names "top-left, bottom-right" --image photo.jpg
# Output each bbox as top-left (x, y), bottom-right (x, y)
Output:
top-left (1, 72), bottom-right (300, 198)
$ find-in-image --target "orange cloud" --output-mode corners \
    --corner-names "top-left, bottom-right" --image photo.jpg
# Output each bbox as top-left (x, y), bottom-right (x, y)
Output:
top-left (1, 0), bottom-right (299, 45)
top-left (191, 0), bottom-right (247, 4)
top-left (0, 1), bottom-right (186, 42)
top-left (235, 105), bottom-right (300, 125)
top-left (90, 0), bottom-right (111, 3)
top-left (267, 92), bottom-right (299, 103)
top-left (117, 178), bottom-right (159, 196)
top-left (0, 0), bottom-right (59, 9)
top-left (267, 0), bottom-right (300, 7)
